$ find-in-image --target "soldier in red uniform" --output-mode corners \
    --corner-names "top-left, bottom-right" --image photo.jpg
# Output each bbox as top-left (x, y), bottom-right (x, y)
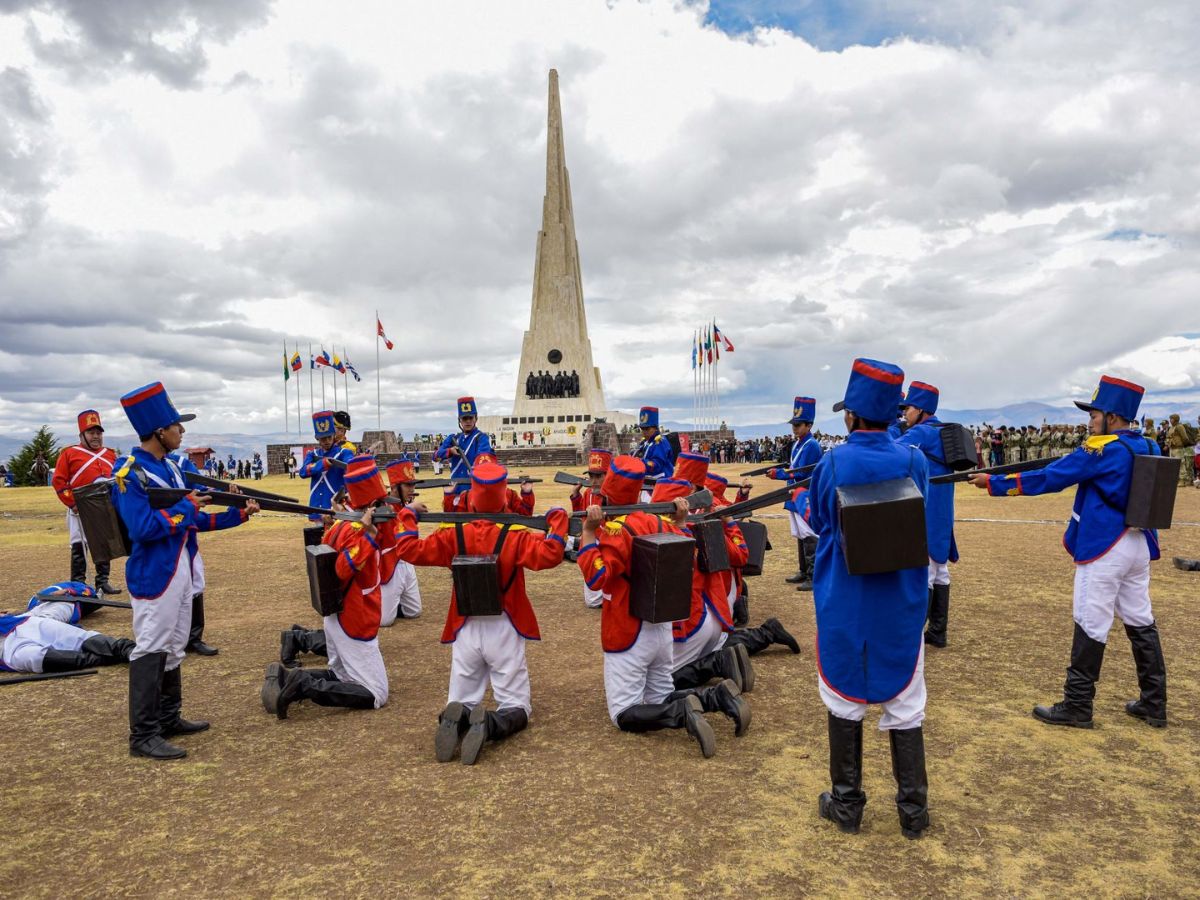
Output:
top-left (393, 462), bottom-right (569, 766)
top-left (473, 452), bottom-right (536, 515)
top-left (52, 409), bottom-right (121, 595)
top-left (576, 456), bottom-right (748, 756)
top-left (570, 449), bottom-right (612, 608)
top-left (262, 456), bottom-right (396, 720)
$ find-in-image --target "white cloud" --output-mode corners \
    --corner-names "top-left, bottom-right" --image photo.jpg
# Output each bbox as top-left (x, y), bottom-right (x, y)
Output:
top-left (0, 0), bottom-right (1198, 438)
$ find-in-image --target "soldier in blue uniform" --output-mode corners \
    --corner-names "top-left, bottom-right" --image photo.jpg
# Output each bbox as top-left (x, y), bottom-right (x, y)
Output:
top-left (434, 396), bottom-right (493, 511)
top-left (768, 397), bottom-right (823, 590)
top-left (969, 375), bottom-right (1168, 729)
top-left (298, 410), bottom-right (354, 521)
top-left (633, 406), bottom-right (675, 500)
top-left (895, 381), bottom-right (958, 648)
top-left (111, 382), bottom-right (259, 760)
top-left (808, 359), bottom-right (931, 839)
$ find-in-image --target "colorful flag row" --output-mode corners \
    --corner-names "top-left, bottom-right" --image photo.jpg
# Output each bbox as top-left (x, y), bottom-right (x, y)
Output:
top-left (691, 320), bottom-right (735, 370)
top-left (283, 347), bottom-right (361, 382)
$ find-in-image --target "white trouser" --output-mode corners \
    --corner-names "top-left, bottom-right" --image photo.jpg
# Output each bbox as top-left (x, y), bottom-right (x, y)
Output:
top-left (603, 621), bottom-right (675, 723)
top-left (191, 549), bottom-right (206, 594)
top-left (927, 560), bottom-right (950, 588)
top-left (28, 601), bottom-right (77, 624)
top-left (726, 575), bottom-right (738, 607)
top-left (379, 561), bottom-right (422, 625)
top-left (819, 645), bottom-right (927, 731)
top-left (583, 583), bottom-right (606, 609)
top-left (670, 610), bottom-right (727, 670)
top-left (448, 615), bottom-right (531, 714)
top-left (638, 489), bottom-right (651, 504)
top-left (788, 510), bottom-right (816, 540)
top-left (131, 551), bottom-right (194, 671)
top-left (1073, 530), bottom-right (1154, 643)
top-left (324, 614), bottom-right (389, 707)
top-left (66, 509), bottom-right (86, 546)
top-left (3, 618), bottom-right (98, 673)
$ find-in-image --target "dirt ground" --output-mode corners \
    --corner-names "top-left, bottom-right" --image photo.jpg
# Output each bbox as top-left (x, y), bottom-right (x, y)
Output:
top-left (1, 465), bottom-right (1198, 898)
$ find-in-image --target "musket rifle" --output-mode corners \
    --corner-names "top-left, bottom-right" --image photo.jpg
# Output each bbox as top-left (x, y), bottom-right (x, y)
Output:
top-left (694, 479), bottom-right (809, 521)
top-left (740, 461), bottom-right (818, 478)
top-left (0, 669), bottom-right (98, 687)
top-left (930, 458), bottom-right (1054, 485)
top-left (571, 488), bottom-right (714, 519)
top-left (180, 470), bottom-right (297, 503)
top-left (145, 487), bottom-right (396, 523)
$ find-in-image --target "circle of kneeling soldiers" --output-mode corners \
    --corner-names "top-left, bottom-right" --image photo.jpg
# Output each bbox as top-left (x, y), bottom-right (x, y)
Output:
top-left (26, 364), bottom-right (1174, 844)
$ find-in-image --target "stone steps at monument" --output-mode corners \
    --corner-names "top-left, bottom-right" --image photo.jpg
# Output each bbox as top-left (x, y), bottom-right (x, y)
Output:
top-left (495, 447), bottom-right (580, 468)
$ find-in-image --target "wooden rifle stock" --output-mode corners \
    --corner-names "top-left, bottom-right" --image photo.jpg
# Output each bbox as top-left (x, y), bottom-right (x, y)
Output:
top-left (0, 669), bottom-right (98, 686)
top-left (740, 461), bottom-right (818, 478)
top-left (414, 511), bottom-right (551, 530)
top-left (930, 458), bottom-right (1054, 485)
top-left (145, 487), bottom-right (395, 522)
top-left (449, 477), bottom-right (543, 485)
top-left (696, 480), bottom-right (809, 521)
top-left (181, 470), bottom-right (297, 503)
top-left (554, 472), bottom-right (588, 487)
top-left (571, 488), bottom-right (713, 519)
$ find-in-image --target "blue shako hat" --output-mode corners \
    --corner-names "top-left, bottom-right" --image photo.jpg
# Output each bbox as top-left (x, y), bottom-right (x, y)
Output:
top-left (120, 382), bottom-right (196, 437)
top-left (832, 358), bottom-right (905, 424)
top-left (457, 396), bottom-right (478, 418)
top-left (902, 381), bottom-right (939, 415)
top-left (313, 410), bottom-right (335, 438)
top-left (638, 406), bottom-right (659, 428)
top-left (790, 396), bottom-right (816, 424)
top-left (1075, 375), bottom-right (1145, 421)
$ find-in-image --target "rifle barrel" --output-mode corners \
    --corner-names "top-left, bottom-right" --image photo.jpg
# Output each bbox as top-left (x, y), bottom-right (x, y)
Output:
top-left (571, 488), bottom-right (713, 519)
top-left (931, 458), bottom-right (1053, 485)
top-left (0, 669), bottom-right (99, 687)
top-left (181, 471), bottom-right (297, 502)
top-left (416, 512), bottom-right (551, 530)
top-left (145, 487), bottom-right (393, 522)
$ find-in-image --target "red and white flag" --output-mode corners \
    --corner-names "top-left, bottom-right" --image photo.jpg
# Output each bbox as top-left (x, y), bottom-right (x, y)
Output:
top-left (377, 318), bottom-right (394, 350)
top-left (714, 321), bottom-right (735, 352)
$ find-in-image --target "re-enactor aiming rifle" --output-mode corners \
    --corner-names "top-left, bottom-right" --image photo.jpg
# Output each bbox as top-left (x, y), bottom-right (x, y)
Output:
top-left (554, 471), bottom-right (667, 490)
top-left (145, 487), bottom-right (397, 523)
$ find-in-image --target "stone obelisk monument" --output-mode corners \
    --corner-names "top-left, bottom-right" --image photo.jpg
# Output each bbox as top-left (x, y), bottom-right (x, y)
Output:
top-left (511, 71), bottom-right (607, 417)
top-left (478, 70), bottom-right (633, 447)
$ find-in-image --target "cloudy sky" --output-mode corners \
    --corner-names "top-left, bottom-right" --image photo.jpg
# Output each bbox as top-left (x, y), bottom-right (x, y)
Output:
top-left (1, 0), bottom-right (1197, 439)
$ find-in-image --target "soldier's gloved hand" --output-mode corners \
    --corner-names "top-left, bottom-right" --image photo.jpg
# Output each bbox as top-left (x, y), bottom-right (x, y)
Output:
top-left (521, 477), bottom-right (534, 495)
top-left (671, 497), bottom-right (690, 525)
top-left (766, 468), bottom-right (779, 479)
top-left (244, 499), bottom-right (261, 517)
top-left (408, 501), bottom-right (429, 516)
top-left (966, 474), bottom-right (990, 490)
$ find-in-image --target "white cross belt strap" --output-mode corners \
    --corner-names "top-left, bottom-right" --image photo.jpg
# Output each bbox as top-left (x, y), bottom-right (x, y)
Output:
top-left (68, 447), bottom-right (112, 487)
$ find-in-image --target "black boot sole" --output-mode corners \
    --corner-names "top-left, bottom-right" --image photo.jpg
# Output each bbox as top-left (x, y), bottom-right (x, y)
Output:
top-left (1032, 706), bottom-right (1093, 728)
top-left (1125, 703), bottom-right (1167, 728)
top-left (460, 705), bottom-right (488, 766)
top-left (818, 793), bottom-right (860, 834)
top-left (435, 701), bottom-right (467, 762)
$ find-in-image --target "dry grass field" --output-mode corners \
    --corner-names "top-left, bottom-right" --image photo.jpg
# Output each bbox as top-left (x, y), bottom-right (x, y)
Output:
top-left (1, 466), bottom-right (1198, 898)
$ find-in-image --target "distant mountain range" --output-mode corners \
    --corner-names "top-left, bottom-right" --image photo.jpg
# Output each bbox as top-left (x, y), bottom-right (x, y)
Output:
top-left (4, 399), bottom-right (1198, 463)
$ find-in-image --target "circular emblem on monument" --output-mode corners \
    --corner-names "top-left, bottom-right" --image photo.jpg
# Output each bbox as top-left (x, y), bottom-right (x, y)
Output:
top-left (547, 349), bottom-right (562, 365)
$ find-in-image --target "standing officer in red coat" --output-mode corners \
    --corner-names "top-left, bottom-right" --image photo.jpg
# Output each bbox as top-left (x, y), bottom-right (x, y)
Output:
top-left (52, 409), bottom-right (121, 595)
top-left (394, 462), bottom-right (569, 766)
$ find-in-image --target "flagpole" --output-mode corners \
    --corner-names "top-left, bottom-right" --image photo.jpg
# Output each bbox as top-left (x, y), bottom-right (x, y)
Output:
top-left (375, 309), bottom-right (382, 430)
top-left (343, 345), bottom-right (350, 414)
top-left (308, 342), bottom-right (315, 424)
top-left (332, 351), bottom-right (339, 410)
top-left (283, 341), bottom-right (289, 434)
top-left (294, 342), bottom-right (301, 434)
top-left (321, 356), bottom-right (326, 408)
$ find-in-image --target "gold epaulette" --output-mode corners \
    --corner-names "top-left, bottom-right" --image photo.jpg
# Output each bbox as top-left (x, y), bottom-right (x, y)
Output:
top-left (1084, 435), bottom-right (1119, 454)
top-left (114, 456), bottom-right (135, 493)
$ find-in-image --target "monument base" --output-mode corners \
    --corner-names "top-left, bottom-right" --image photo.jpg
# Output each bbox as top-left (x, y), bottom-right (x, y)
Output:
top-left (477, 409), bottom-right (637, 448)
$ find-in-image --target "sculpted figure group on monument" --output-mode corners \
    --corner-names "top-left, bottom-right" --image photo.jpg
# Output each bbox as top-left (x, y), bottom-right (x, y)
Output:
top-left (526, 369), bottom-right (580, 400)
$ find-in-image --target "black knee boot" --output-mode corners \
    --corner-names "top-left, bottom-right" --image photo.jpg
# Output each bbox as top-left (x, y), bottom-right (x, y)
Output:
top-left (732, 582), bottom-right (749, 628)
top-left (785, 539), bottom-right (805, 584)
top-left (671, 644), bottom-right (747, 691)
top-left (461, 706), bottom-right (530, 765)
top-left (672, 678), bottom-right (751, 736)
top-left (69, 542), bottom-right (87, 584)
top-left (726, 617), bottom-right (801, 655)
top-left (81, 634), bottom-right (134, 665)
top-left (276, 668), bottom-right (375, 719)
top-left (889, 727), bottom-right (930, 839)
top-left (1124, 622), bottom-right (1167, 727)
top-left (796, 537), bottom-right (817, 591)
top-left (94, 559), bottom-right (122, 596)
top-left (41, 649), bottom-right (92, 672)
top-left (281, 626), bottom-right (329, 667)
top-left (819, 713), bottom-right (866, 833)
top-left (616, 695), bottom-right (715, 757)
top-left (129, 652), bottom-right (186, 760)
top-left (925, 584), bottom-right (949, 647)
top-left (1034, 623), bottom-right (1105, 728)
top-left (186, 593), bottom-right (218, 656)
top-left (159, 665), bottom-right (210, 737)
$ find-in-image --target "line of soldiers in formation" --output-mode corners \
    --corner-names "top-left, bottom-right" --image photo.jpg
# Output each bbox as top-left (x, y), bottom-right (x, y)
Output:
top-left (3, 363), bottom-right (1174, 841)
top-left (524, 368), bottom-right (581, 399)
